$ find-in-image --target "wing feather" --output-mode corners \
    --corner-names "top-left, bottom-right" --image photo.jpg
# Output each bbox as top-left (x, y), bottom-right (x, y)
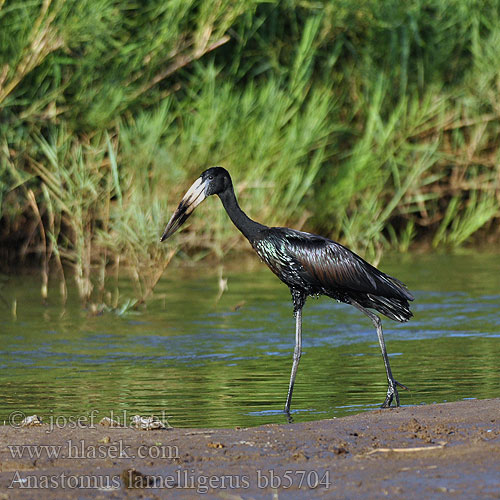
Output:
top-left (279, 229), bottom-right (413, 301)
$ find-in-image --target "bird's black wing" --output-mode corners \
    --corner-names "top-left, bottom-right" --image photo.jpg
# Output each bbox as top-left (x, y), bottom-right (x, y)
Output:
top-left (274, 228), bottom-right (414, 301)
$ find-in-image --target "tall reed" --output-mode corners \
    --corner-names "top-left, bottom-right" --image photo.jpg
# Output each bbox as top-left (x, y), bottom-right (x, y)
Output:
top-left (1, 0), bottom-right (499, 306)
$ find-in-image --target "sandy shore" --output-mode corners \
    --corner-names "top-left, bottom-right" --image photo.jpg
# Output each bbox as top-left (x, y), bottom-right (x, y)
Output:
top-left (1, 399), bottom-right (499, 498)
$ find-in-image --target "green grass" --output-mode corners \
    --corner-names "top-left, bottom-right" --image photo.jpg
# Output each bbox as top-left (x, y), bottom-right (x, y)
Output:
top-left (1, 0), bottom-right (500, 306)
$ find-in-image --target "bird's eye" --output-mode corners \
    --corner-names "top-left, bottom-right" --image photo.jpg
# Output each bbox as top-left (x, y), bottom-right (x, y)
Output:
top-left (208, 175), bottom-right (214, 180)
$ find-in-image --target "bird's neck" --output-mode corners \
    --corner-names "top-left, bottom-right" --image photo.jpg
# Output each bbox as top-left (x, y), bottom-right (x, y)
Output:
top-left (218, 187), bottom-right (266, 240)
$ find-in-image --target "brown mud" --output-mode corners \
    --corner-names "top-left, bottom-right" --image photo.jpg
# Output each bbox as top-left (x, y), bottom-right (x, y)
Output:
top-left (1, 398), bottom-right (499, 498)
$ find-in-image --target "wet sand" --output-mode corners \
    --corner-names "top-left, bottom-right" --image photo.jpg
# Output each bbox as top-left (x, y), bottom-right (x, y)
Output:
top-left (1, 398), bottom-right (499, 498)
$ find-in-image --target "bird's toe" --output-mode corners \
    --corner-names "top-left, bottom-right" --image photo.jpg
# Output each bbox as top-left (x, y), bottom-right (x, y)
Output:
top-left (381, 379), bottom-right (407, 408)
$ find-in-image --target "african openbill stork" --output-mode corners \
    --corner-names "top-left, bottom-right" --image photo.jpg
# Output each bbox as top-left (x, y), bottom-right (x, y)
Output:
top-left (161, 167), bottom-right (414, 414)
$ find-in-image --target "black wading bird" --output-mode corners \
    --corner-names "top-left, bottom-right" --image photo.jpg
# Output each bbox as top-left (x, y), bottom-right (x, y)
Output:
top-left (161, 167), bottom-right (414, 414)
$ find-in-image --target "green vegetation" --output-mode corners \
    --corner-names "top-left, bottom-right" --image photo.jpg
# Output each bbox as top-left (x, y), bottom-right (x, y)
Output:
top-left (1, 0), bottom-right (500, 305)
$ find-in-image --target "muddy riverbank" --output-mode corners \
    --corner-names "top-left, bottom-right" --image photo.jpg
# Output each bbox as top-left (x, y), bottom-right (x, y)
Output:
top-left (1, 398), bottom-right (499, 498)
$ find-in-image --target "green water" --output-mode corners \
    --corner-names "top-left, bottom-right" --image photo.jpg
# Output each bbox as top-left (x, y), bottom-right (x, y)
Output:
top-left (1, 254), bottom-right (499, 428)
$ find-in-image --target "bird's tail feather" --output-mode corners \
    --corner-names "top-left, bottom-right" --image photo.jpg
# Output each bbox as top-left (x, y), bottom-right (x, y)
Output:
top-left (366, 294), bottom-right (413, 322)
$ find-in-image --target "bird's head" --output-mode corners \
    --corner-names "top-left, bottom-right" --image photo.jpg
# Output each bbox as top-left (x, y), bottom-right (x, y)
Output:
top-left (160, 166), bottom-right (231, 242)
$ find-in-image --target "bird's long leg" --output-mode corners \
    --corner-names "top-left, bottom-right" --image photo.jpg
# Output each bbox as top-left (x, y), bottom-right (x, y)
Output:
top-left (350, 300), bottom-right (407, 408)
top-left (285, 307), bottom-right (302, 414)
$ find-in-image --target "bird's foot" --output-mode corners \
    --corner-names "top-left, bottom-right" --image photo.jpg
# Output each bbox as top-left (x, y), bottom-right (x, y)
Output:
top-left (381, 379), bottom-right (409, 408)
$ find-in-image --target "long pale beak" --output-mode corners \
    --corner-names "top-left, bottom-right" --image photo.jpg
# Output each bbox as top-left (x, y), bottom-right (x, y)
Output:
top-left (160, 176), bottom-right (207, 242)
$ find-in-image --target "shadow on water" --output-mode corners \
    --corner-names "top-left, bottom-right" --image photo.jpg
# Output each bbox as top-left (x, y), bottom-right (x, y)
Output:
top-left (1, 253), bottom-right (499, 428)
